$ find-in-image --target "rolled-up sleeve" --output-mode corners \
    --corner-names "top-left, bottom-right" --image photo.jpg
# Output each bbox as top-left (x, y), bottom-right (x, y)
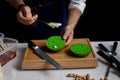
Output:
top-left (69, 0), bottom-right (86, 13)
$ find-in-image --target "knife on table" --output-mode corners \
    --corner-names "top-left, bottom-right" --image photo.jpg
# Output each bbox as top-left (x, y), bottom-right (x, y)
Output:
top-left (98, 43), bottom-right (120, 65)
top-left (99, 42), bottom-right (118, 79)
top-left (97, 50), bottom-right (120, 73)
top-left (25, 39), bottom-right (62, 70)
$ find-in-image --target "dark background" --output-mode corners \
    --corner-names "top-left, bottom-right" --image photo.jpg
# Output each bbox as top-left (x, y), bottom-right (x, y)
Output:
top-left (74, 0), bottom-right (120, 41)
top-left (0, 0), bottom-right (120, 42)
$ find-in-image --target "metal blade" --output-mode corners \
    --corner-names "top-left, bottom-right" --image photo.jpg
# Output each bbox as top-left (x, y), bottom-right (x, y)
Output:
top-left (34, 46), bottom-right (62, 69)
top-left (104, 63), bottom-right (110, 79)
top-left (25, 39), bottom-right (62, 69)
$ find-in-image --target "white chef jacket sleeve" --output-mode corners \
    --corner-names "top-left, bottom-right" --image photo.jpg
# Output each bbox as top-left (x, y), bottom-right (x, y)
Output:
top-left (69, 0), bottom-right (86, 13)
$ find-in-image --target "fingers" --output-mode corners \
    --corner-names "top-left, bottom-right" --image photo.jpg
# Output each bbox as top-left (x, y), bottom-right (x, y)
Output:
top-left (17, 12), bottom-right (38, 25)
top-left (61, 29), bottom-right (73, 46)
top-left (33, 14), bottom-right (38, 21)
top-left (23, 6), bottom-right (32, 18)
top-left (17, 5), bottom-right (38, 25)
top-left (65, 33), bottom-right (73, 46)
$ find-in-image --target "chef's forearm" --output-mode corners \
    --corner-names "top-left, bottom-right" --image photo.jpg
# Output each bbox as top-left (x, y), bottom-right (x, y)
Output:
top-left (6, 0), bottom-right (25, 9)
top-left (66, 8), bottom-right (81, 29)
top-left (69, 0), bottom-right (86, 13)
top-left (67, 0), bottom-right (86, 29)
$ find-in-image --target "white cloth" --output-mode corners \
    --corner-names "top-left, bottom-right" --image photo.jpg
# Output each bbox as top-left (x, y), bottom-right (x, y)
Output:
top-left (69, 0), bottom-right (86, 13)
top-left (2, 42), bottom-right (120, 80)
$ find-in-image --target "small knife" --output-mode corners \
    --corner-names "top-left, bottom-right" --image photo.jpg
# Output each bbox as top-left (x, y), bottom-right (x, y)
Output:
top-left (25, 39), bottom-right (62, 69)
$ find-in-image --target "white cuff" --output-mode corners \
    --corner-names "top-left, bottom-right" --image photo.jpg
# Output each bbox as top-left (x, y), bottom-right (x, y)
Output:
top-left (69, 0), bottom-right (86, 13)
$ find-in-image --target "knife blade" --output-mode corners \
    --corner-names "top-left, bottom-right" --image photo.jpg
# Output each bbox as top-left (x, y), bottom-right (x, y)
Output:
top-left (104, 63), bottom-right (110, 79)
top-left (25, 39), bottom-right (62, 69)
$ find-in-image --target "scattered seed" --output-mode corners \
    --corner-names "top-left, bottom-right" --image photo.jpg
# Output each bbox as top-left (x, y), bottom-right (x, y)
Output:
top-left (66, 73), bottom-right (109, 80)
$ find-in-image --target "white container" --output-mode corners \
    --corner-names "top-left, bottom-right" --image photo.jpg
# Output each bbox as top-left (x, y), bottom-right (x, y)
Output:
top-left (0, 33), bottom-right (4, 45)
top-left (0, 37), bottom-right (18, 66)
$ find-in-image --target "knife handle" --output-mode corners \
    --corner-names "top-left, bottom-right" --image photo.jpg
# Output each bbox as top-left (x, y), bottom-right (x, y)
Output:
top-left (112, 41), bottom-right (118, 55)
top-left (98, 43), bottom-right (110, 52)
top-left (109, 54), bottom-right (120, 67)
top-left (97, 50), bottom-right (112, 62)
top-left (112, 41), bottom-right (118, 51)
top-left (97, 50), bottom-right (120, 72)
top-left (24, 39), bottom-right (37, 49)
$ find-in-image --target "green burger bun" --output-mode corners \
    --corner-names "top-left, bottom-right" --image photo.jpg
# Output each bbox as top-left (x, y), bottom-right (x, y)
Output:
top-left (70, 43), bottom-right (91, 56)
top-left (46, 36), bottom-right (66, 51)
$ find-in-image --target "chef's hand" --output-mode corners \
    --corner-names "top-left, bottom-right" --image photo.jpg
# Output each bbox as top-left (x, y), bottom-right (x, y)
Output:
top-left (61, 25), bottom-right (74, 46)
top-left (17, 5), bottom-right (38, 25)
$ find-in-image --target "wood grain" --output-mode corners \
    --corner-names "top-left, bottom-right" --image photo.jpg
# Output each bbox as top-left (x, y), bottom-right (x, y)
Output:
top-left (21, 38), bottom-right (98, 70)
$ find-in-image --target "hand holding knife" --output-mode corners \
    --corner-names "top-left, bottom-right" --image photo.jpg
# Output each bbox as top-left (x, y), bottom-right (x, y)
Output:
top-left (25, 39), bottom-right (62, 70)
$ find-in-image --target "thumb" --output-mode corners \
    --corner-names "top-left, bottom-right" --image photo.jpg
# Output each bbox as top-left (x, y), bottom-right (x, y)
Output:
top-left (22, 6), bottom-right (32, 18)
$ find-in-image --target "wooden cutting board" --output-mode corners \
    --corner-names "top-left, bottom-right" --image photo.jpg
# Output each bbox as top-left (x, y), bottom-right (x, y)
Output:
top-left (21, 38), bottom-right (98, 70)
